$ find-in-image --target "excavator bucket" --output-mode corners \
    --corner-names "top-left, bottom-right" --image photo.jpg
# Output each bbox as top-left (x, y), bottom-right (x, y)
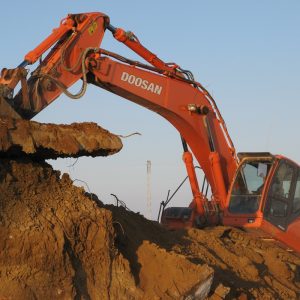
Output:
top-left (0, 67), bottom-right (28, 119)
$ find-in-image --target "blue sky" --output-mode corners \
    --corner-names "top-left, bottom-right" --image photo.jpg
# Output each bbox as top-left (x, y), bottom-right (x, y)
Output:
top-left (1, 1), bottom-right (300, 218)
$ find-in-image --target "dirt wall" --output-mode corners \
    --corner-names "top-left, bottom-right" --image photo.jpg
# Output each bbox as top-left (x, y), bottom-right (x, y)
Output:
top-left (0, 159), bottom-right (213, 299)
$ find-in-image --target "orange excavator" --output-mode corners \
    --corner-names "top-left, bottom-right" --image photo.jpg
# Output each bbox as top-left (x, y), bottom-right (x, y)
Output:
top-left (0, 12), bottom-right (299, 253)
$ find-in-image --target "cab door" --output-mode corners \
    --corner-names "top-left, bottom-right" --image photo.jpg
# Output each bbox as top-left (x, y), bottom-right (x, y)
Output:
top-left (264, 160), bottom-right (297, 230)
top-left (288, 170), bottom-right (300, 224)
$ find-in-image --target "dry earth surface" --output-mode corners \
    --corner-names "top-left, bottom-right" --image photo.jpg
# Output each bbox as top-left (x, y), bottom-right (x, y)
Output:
top-left (0, 118), bottom-right (299, 300)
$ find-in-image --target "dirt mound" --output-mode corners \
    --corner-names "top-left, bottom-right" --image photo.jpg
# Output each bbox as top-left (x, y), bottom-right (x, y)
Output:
top-left (0, 159), bottom-right (213, 299)
top-left (109, 205), bottom-right (300, 299)
top-left (0, 117), bottom-right (122, 159)
top-left (0, 118), bottom-right (299, 300)
top-left (1, 158), bottom-right (299, 299)
top-left (184, 228), bottom-right (300, 299)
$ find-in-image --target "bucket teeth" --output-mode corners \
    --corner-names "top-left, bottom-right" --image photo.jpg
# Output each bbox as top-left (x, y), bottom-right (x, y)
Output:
top-left (0, 96), bottom-right (21, 119)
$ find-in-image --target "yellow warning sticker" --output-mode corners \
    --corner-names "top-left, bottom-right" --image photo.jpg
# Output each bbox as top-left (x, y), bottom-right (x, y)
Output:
top-left (88, 21), bottom-right (98, 35)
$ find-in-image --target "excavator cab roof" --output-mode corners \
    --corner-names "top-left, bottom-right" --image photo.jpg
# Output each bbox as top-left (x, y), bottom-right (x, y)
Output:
top-left (237, 152), bottom-right (274, 161)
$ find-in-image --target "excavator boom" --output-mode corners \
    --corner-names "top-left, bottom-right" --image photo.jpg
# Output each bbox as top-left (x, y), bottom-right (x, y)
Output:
top-left (0, 12), bottom-right (238, 212)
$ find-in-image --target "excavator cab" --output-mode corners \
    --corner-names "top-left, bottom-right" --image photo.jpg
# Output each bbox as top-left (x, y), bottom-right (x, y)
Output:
top-left (224, 153), bottom-right (300, 252)
top-left (223, 153), bottom-right (275, 227)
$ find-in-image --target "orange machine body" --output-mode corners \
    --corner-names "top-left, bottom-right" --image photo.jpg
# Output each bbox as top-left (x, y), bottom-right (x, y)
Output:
top-left (0, 12), bottom-right (299, 253)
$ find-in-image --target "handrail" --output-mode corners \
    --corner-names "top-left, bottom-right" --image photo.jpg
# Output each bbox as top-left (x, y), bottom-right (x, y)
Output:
top-left (157, 166), bottom-right (209, 221)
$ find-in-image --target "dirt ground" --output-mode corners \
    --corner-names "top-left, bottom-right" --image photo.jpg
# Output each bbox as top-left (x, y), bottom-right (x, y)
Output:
top-left (0, 159), bottom-right (213, 299)
top-left (109, 205), bottom-right (300, 299)
top-left (0, 158), bottom-right (299, 299)
top-left (0, 118), bottom-right (299, 299)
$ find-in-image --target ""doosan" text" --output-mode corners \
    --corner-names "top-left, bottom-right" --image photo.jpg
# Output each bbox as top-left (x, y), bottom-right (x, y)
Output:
top-left (121, 72), bottom-right (162, 95)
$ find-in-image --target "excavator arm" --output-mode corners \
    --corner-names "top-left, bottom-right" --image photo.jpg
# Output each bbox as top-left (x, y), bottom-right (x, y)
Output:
top-left (0, 12), bottom-right (238, 223)
top-left (87, 52), bottom-right (238, 205)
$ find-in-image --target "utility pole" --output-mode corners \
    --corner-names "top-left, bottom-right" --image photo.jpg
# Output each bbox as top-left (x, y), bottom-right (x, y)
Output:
top-left (146, 160), bottom-right (152, 220)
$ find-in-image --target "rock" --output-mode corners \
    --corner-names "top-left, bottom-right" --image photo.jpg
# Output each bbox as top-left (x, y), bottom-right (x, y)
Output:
top-left (209, 283), bottom-right (230, 299)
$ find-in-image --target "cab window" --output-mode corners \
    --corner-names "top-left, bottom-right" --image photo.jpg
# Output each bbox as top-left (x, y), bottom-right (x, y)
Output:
top-left (264, 161), bottom-right (295, 230)
top-left (293, 173), bottom-right (300, 213)
top-left (229, 162), bottom-right (269, 214)
top-left (267, 162), bottom-right (293, 218)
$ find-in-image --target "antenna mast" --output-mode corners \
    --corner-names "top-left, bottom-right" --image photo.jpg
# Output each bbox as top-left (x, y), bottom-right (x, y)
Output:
top-left (146, 160), bottom-right (152, 220)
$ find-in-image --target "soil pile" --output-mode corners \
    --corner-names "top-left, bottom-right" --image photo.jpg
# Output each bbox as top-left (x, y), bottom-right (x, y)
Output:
top-left (0, 159), bottom-right (213, 299)
top-left (109, 205), bottom-right (300, 299)
top-left (0, 118), bottom-right (213, 299)
top-left (0, 117), bottom-right (122, 159)
top-left (0, 118), bottom-right (299, 299)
